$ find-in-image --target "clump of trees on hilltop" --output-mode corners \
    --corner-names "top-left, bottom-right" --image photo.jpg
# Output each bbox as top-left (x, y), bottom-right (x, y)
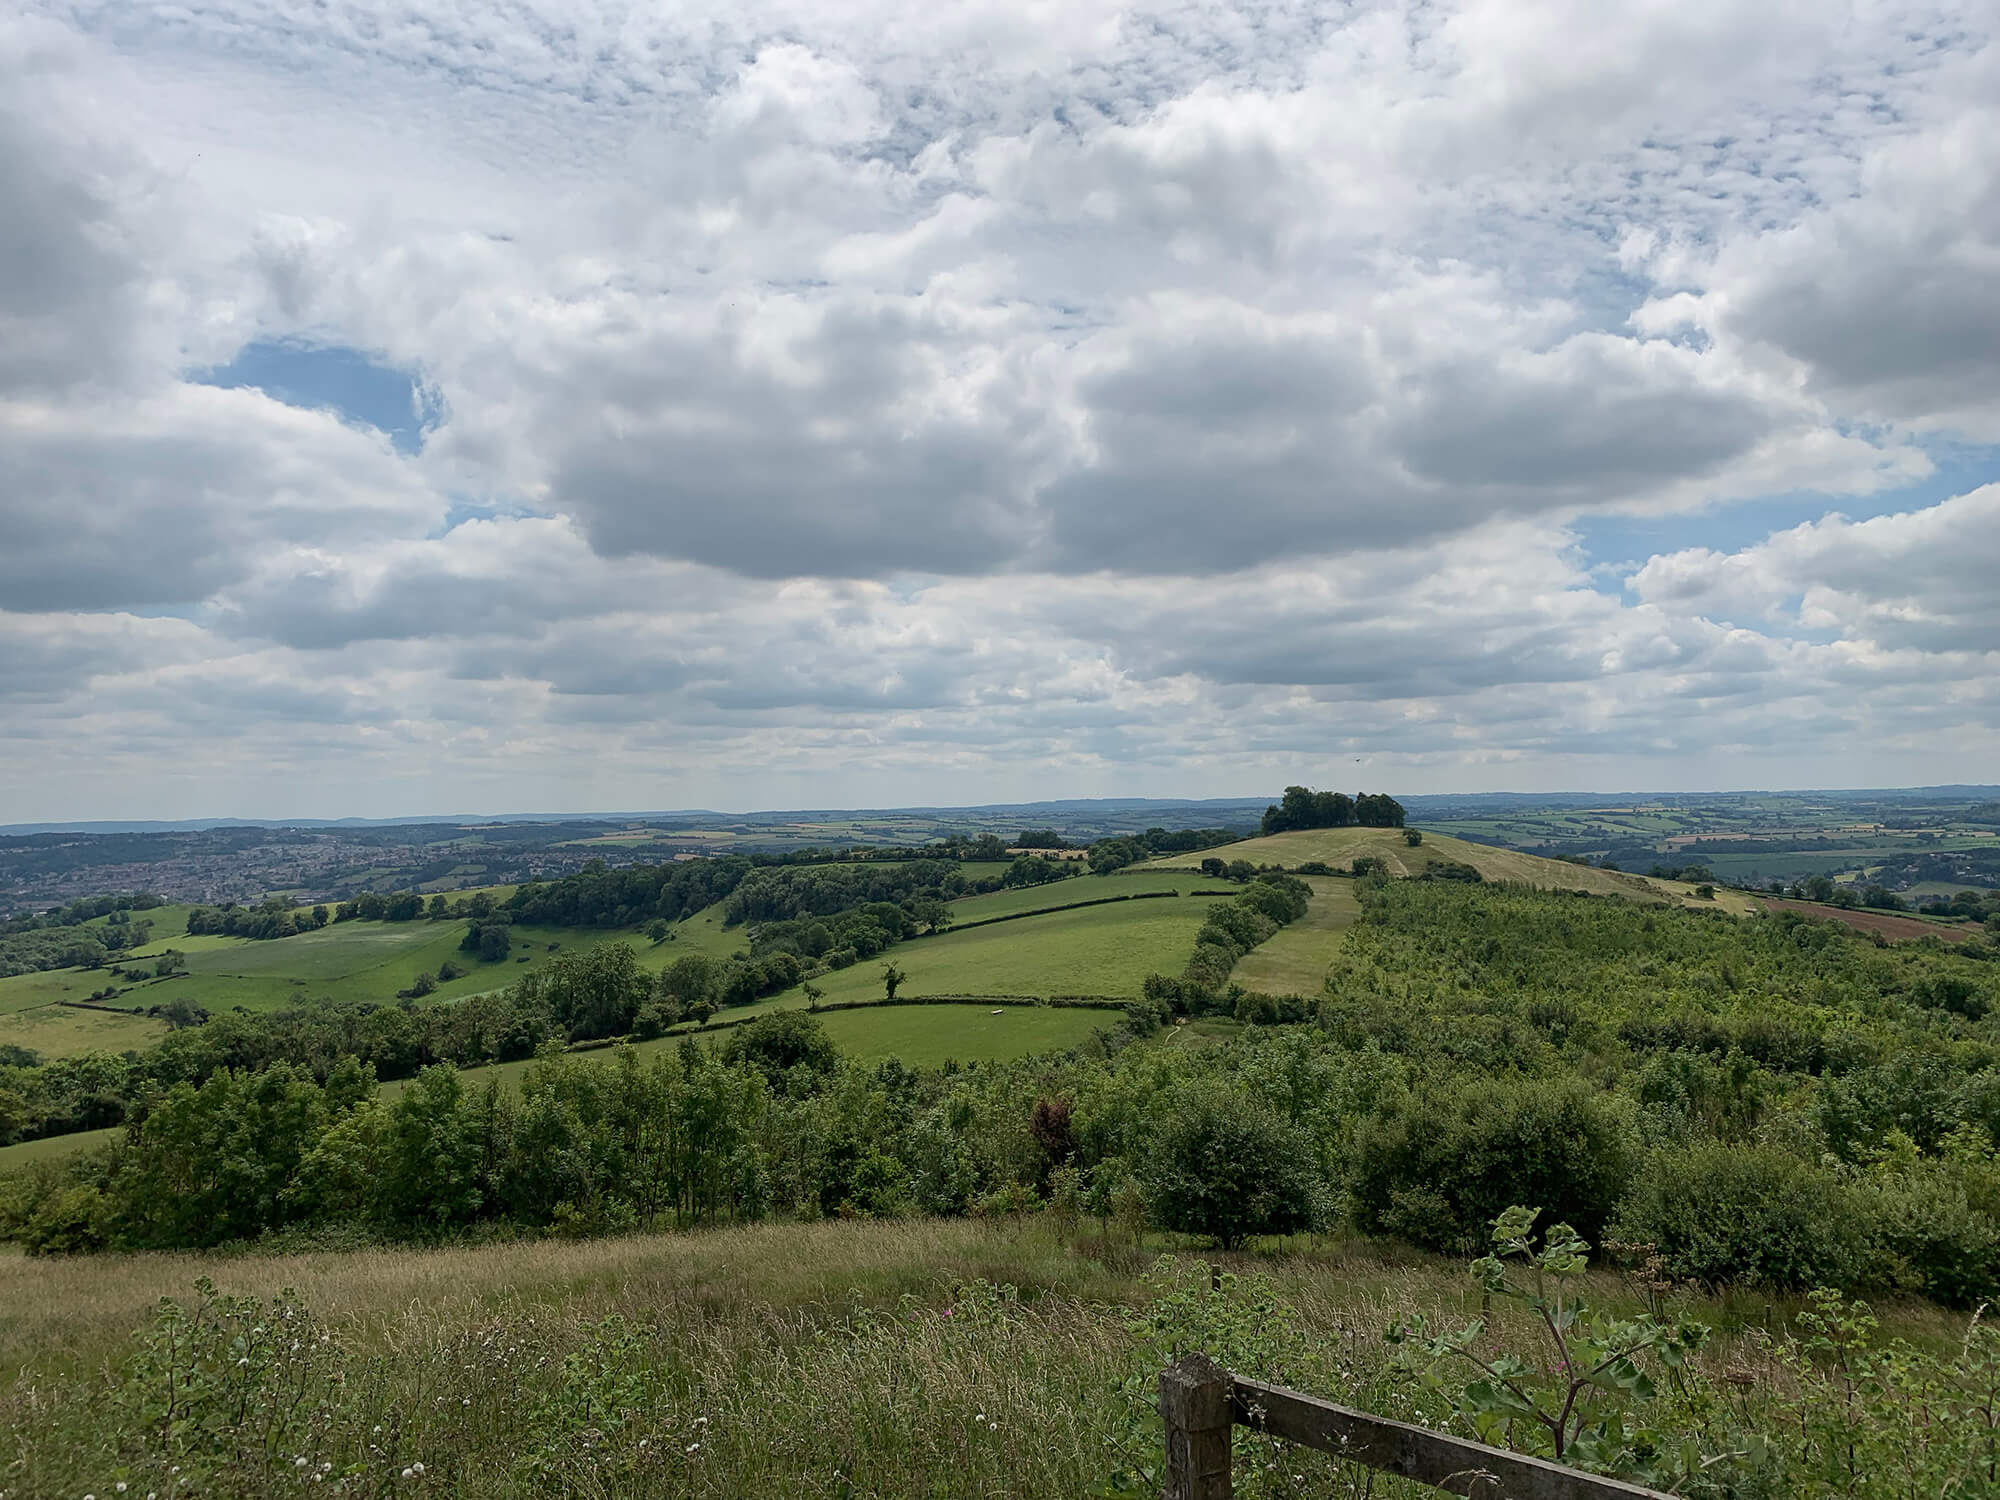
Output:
top-left (1259, 785), bottom-right (1405, 835)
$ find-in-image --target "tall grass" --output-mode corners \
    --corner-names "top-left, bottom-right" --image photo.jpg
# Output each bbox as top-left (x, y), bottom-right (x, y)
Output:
top-left (0, 1218), bottom-right (1974, 1500)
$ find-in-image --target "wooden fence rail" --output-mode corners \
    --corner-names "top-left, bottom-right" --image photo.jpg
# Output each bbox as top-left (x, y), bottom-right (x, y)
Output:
top-left (1159, 1353), bottom-right (1676, 1500)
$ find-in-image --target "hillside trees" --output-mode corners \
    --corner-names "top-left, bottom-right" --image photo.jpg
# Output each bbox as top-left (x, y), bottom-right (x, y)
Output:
top-left (1259, 785), bottom-right (1405, 834)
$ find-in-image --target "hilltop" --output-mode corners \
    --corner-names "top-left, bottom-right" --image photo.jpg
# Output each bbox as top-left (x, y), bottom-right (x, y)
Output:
top-left (1145, 825), bottom-right (1762, 913)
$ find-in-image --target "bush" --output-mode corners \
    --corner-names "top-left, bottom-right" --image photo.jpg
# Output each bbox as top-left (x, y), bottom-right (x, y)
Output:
top-left (1350, 1078), bottom-right (1633, 1253)
top-left (1144, 1093), bottom-right (1321, 1248)
top-left (721, 1011), bottom-right (838, 1087)
top-left (1611, 1143), bottom-right (1877, 1291)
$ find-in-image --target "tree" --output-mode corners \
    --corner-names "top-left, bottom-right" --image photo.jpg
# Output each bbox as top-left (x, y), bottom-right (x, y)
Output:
top-left (721, 1010), bottom-right (837, 1086)
top-left (462, 923), bottom-right (511, 963)
top-left (1403, 828), bottom-right (1423, 847)
top-left (541, 943), bottom-right (649, 1040)
top-left (1088, 836), bottom-right (1146, 874)
top-left (882, 962), bottom-right (906, 1000)
top-left (1144, 1093), bottom-right (1318, 1249)
top-left (647, 919), bottom-right (671, 943)
top-left (660, 954), bottom-right (718, 1012)
top-left (153, 949), bottom-right (188, 978)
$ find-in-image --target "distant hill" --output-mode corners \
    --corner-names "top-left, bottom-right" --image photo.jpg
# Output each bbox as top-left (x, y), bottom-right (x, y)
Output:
top-left (1147, 826), bottom-right (1760, 913)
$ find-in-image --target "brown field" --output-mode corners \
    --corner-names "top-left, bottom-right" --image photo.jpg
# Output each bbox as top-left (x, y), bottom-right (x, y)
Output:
top-left (1759, 898), bottom-right (1980, 943)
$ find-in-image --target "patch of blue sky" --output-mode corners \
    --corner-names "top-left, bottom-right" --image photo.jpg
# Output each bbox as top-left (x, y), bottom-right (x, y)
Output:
top-left (1573, 442), bottom-right (2000, 594)
top-left (192, 339), bottom-right (443, 455)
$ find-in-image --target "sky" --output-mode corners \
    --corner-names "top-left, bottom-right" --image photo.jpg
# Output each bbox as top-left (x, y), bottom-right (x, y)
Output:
top-left (1, 1), bottom-right (1997, 822)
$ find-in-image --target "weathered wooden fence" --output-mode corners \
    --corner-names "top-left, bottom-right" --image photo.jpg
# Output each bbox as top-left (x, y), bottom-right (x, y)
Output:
top-left (1159, 1353), bottom-right (1676, 1500)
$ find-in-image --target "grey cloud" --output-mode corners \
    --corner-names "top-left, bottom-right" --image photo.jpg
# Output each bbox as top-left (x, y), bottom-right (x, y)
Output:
top-left (523, 294), bottom-right (1049, 578)
top-left (0, 391), bottom-right (439, 613)
top-left (1692, 44), bottom-right (2000, 434)
top-left (0, 39), bottom-right (148, 396)
top-left (1387, 337), bottom-right (1771, 493)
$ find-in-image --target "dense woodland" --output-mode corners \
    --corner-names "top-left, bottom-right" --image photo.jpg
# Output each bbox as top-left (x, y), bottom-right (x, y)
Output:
top-left (9, 874), bottom-right (2000, 1316)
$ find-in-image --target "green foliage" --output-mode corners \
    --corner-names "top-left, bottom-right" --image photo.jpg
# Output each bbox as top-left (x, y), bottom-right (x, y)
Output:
top-left (1351, 1077), bottom-right (1634, 1253)
top-left (1389, 1208), bottom-right (1710, 1483)
top-left (1260, 785), bottom-right (1406, 834)
top-left (120, 1277), bottom-right (348, 1486)
top-left (721, 1011), bottom-right (838, 1087)
top-left (1142, 1092), bottom-right (1320, 1248)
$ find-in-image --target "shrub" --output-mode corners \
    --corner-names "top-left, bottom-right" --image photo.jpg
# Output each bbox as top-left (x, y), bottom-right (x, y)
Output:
top-left (1349, 1078), bottom-right (1633, 1253)
top-left (721, 1011), bottom-right (837, 1087)
top-left (1144, 1092), bottom-right (1321, 1248)
top-left (1611, 1143), bottom-right (1877, 1291)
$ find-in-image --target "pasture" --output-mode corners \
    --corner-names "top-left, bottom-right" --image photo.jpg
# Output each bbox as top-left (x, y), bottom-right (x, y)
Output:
top-left (943, 869), bottom-right (1234, 924)
top-left (1146, 825), bottom-right (1761, 912)
top-left (0, 1124), bottom-right (119, 1171)
top-left (762, 895), bottom-right (1218, 1009)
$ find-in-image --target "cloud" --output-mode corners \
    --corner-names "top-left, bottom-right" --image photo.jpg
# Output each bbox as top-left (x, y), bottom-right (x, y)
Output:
top-left (0, 1), bottom-right (1997, 816)
top-left (1630, 485), bottom-right (2000, 655)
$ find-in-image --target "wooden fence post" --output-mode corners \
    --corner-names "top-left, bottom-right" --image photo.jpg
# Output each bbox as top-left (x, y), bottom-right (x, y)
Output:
top-left (1160, 1352), bottom-right (1233, 1500)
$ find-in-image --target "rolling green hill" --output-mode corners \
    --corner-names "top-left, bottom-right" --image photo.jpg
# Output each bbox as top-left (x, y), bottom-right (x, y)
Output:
top-left (0, 896), bottom-right (745, 1061)
top-left (1147, 826), bottom-right (1761, 913)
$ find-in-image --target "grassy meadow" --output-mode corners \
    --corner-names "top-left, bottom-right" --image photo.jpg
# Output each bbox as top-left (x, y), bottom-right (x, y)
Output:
top-left (0, 894), bottom-right (740, 1060)
top-left (0, 1213), bottom-right (1973, 1500)
top-left (944, 869), bottom-right (1236, 923)
top-left (1226, 876), bottom-right (1360, 995)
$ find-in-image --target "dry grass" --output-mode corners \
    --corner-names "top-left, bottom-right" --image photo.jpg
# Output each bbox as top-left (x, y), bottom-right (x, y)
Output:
top-left (2, 1218), bottom-right (1972, 1500)
top-left (1148, 828), bottom-right (1762, 913)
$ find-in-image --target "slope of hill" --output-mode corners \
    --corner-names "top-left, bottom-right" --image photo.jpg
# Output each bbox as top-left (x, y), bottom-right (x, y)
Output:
top-left (1147, 826), bottom-right (1760, 913)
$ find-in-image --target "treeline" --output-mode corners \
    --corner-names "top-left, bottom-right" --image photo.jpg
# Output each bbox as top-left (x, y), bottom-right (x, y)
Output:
top-left (1160, 874), bottom-right (1312, 999)
top-left (188, 897), bottom-right (329, 940)
top-left (1259, 785), bottom-right (1406, 835)
top-left (1079, 827), bottom-right (1240, 874)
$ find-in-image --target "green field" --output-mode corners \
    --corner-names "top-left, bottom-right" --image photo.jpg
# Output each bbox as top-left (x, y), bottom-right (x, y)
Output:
top-left (0, 1124), bottom-right (119, 1171)
top-left (1229, 876), bottom-right (1359, 995)
top-left (943, 869), bottom-right (1234, 924)
top-left (761, 896), bottom-right (1215, 1009)
top-left (1147, 826), bottom-right (1760, 913)
top-left (813, 1003), bottom-right (1111, 1066)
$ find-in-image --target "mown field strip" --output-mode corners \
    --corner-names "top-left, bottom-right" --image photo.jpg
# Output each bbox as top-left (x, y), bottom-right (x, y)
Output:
top-left (1229, 877), bottom-right (1360, 995)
